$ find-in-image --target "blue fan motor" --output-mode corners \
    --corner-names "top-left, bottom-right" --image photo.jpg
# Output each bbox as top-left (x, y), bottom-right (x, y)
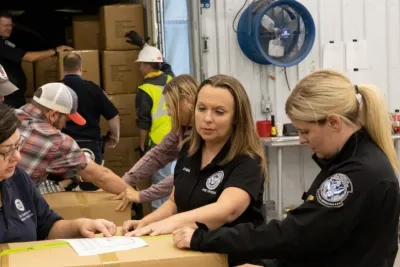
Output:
top-left (237, 0), bottom-right (316, 67)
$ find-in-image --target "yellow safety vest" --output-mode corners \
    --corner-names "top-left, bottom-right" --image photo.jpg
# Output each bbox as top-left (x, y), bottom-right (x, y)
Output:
top-left (138, 74), bottom-right (173, 145)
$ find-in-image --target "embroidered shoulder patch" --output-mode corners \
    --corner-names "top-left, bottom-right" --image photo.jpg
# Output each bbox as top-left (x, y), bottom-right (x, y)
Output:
top-left (316, 173), bottom-right (353, 208)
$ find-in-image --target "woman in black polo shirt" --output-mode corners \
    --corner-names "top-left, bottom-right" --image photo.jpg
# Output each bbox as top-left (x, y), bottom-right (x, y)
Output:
top-left (172, 70), bottom-right (400, 267)
top-left (0, 103), bottom-right (117, 243)
top-left (122, 74), bottom-right (266, 238)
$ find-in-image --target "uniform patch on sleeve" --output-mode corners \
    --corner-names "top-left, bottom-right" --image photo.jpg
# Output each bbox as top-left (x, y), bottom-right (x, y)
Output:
top-left (316, 173), bottom-right (353, 208)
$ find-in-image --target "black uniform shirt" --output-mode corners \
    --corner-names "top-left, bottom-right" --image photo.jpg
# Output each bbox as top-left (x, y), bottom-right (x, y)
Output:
top-left (0, 39), bottom-right (27, 91)
top-left (191, 128), bottom-right (400, 267)
top-left (0, 167), bottom-right (62, 243)
top-left (174, 140), bottom-right (265, 227)
top-left (62, 75), bottom-right (119, 141)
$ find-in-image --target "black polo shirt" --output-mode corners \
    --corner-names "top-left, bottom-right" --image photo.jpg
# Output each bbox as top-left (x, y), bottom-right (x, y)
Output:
top-left (0, 167), bottom-right (62, 243)
top-left (191, 128), bottom-right (400, 267)
top-left (174, 140), bottom-right (265, 227)
top-left (62, 75), bottom-right (119, 141)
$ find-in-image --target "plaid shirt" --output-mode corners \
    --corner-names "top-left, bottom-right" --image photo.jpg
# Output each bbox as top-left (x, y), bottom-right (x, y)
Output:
top-left (15, 104), bottom-right (89, 186)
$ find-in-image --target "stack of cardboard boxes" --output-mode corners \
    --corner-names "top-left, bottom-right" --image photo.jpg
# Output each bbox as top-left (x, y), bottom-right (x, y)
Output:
top-left (97, 4), bottom-right (144, 177)
top-left (23, 4), bottom-right (145, 178)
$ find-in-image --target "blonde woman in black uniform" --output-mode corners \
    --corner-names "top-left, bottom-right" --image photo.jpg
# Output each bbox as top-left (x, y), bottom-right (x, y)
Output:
top-left (173, 70), bottom-right (400, 267)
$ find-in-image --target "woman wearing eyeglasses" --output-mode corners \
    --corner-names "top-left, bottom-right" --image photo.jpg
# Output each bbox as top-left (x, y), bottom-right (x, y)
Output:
top-left (0, 103), bottom-right (118, 243)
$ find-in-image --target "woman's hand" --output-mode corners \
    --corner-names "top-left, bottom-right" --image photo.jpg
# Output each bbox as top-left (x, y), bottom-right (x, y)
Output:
top-left (113, 187), bottom-right (140, 211)
top-left (172, 226), bottom-right (196, 249)
top-left (78, 219), bottom-right (117, 238)
top-left (124, 217), bottom-right (181, 237)
top-left (122, 220), bottom-right (148, 236)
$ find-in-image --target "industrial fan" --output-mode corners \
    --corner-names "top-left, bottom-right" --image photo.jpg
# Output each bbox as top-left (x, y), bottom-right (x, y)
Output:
top-left (237, 0), bottom-right (316, 67)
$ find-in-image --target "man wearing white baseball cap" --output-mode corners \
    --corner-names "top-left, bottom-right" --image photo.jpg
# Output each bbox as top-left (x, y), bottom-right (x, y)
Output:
top-left (15, 82), bottom-right (129, 194)
top-left (0, 63), bottom-right (18, 103)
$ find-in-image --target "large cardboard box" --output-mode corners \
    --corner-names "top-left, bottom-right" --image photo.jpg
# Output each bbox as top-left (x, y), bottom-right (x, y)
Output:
top-left (22, 62), bottom-right (35, 96)
top-left (57, 50), bottom-right (101, 85)
top-left (42, 191), bottom-right (131, 226)
top-left (72, 15), bottom-right (100, 50)
top-left (101, 50), bottom-right (142, 94)
top-left (34, 56), bottom-right (58, 88)
top-left (0, 233), bottom-right (228, 267)
top-left (100, 4), bottom-right (144, 50)
top-left (100, 94), bottom-right (139, 137)
top-left (103, 137), bottom-right (141, 177)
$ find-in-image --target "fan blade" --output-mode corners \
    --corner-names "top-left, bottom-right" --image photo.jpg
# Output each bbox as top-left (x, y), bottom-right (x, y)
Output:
top-left (268, 39), bottom-right (285, 57)
top-left (261, 15), bottom-right (275, 32)
top-left (275, 7), bottom-right (286, 27)
top-left (287, 18), bottom-right (298, 32)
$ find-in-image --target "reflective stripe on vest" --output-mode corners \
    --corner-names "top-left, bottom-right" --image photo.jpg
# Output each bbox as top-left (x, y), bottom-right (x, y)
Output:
top-left (138, 75), bottom-right (173, 144)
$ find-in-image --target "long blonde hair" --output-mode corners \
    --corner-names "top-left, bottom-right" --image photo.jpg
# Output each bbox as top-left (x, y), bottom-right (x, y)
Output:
top-left (163, 74), bottom-right (198, 134)
top-left (285, 69), bottom-right (399, 173)
top-left (187, 74), bottom-right (267, 179)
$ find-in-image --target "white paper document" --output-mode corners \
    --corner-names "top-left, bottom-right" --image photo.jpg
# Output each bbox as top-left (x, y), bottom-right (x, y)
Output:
top-left (61, 236), bottom-right (148, 256)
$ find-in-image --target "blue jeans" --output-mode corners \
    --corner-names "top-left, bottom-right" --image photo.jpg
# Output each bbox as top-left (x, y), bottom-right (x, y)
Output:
top-left (151, 160), bottom-right (176, 210)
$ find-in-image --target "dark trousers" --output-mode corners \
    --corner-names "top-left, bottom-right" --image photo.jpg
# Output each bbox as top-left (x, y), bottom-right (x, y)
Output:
top-left (76, 141), bottom-right (102, 191)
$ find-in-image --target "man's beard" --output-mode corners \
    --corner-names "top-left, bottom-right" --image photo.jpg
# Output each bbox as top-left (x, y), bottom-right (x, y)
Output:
top-left (51, 116), bottom-right (64, 130)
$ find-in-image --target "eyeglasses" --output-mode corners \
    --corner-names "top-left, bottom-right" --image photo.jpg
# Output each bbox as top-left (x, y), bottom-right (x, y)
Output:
top-left (0, 135), bottom-right (26, 161)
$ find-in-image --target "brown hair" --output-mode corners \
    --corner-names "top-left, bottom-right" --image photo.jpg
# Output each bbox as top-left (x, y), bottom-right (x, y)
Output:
top-left (187, 74), bottom-right (267, 178)
top-left (0, 103), bottom-right (21, 144)
top-left (285, 69), bottom-right (399, 173)
top-left (63, 52), bottom-right (81, 72)
top-left (163, 74), bottom-right (198, 134)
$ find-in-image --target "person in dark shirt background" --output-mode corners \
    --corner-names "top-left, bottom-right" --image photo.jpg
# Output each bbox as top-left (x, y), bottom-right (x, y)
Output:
top-left (0, 10), bottom-right (72, 108)
top-left (60, 52), bottom-right (120, 191)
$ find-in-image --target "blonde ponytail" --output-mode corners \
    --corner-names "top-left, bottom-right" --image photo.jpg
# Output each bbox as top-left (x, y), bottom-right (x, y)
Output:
top-left (358, 85), bottom-right (399, 173)
top-left (285, 69), bottom-right (399, 175)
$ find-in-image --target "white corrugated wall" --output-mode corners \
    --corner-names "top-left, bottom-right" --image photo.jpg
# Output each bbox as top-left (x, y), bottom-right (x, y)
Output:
top-left (197, 0), bottom-right (400, 207)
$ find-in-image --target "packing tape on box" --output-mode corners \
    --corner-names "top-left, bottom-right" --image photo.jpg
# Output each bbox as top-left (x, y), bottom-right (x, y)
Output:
top-left (0, 234), bottom-right (171, 258)
top-left (99, 252), bottom-right (121, 266)
top-left (0, 243), bottom-right (10, 267)
top-left (75, 192), bottom-right (90, 218)
top-left (75, 192), bottom-right (89, 205)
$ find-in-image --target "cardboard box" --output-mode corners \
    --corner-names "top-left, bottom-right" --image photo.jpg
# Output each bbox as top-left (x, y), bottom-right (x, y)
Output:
top-left (100, 4), bottom-right (144, 50)
top-left (42, 191), bottom-right (131, 226)
top-left (34, 56), bottom-right (58, 88)
top-left (0, 233), bottom-right (228, 267)
top-left (57, 50), bottom-right (101, 85)
top-left (103, 137), bottom-right (141, 176)
top-left (72, 15), bottom-right (100, 50)
top-left (100, 94), bottom-right (139, 137)
top-left (101, 50), bottom-right (142, 94)
top-left (22, 62), bottom-right (35, 96)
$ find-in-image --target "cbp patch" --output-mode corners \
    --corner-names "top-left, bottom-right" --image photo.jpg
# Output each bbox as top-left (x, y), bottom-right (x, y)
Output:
top-left (316, 173), bottom-right (353, 208)
top-left (206, 171), bottom-right (224, 191)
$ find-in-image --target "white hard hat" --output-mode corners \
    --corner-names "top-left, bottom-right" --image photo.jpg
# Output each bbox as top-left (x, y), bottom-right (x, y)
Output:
top-left (136, 44), bottom-right (163, 63)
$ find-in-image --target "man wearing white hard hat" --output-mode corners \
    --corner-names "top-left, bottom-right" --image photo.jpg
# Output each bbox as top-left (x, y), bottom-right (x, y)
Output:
top-left (0, 63), bottom-right (18, 103)
top-left (135, 44), bottom-right (174, 210)
top-left (15, 82), bottom-right (129, 194)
